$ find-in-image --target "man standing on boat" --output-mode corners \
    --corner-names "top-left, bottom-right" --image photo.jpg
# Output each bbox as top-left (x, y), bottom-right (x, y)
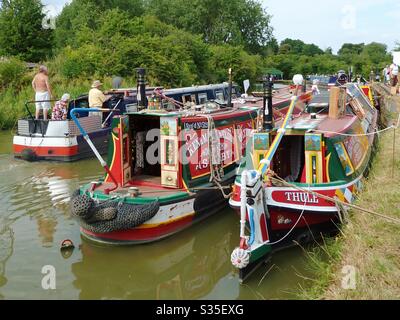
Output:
top-left (89, 80), bottom-right (107, 117)
top-left (32, 65), bottom-right (52, 120)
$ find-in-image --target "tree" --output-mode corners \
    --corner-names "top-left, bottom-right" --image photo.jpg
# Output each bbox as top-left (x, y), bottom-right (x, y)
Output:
top-left (338, 43), bottom-right (365, 56)
top-left (146, 0), bottom-right (274, 55)
top-left (325, 47), bottom-right (333, 55)
top-left (0, 0), bottom-right (53, 62)
top-left (279, 39), bottom-right (323, 56)
top-left (54, 0), bottom-right (144, 49)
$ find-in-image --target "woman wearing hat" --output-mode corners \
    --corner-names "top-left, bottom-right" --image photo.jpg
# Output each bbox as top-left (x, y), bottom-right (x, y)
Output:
top-left (51, 94), bottom-right (70, 121)
top-left (89, 80), bottom-right (106, 117)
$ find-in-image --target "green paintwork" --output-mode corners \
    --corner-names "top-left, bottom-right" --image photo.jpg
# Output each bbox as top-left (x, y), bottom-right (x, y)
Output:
top-left (249, 244), bottom-right (271, 264)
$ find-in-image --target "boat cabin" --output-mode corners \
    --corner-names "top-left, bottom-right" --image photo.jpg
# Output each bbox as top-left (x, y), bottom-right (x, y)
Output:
top-left (247, 83), bottom-right (377, 186)
top-left (102, 102), bottom-right (259, 193)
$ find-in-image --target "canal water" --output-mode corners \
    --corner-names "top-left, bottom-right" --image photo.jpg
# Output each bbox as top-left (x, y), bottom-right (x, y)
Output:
top-left (0, 131), bottom-right (316, 300)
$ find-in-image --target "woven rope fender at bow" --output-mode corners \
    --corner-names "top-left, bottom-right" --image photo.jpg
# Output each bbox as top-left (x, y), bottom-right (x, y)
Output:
top-left (70, 191), bottom-right (160, 233)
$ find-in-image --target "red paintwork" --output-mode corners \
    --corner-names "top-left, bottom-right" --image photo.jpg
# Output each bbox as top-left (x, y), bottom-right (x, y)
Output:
top-left (271, 190), bottom-right (335, 207)
top-left (362, 87), bottom-right (370, 98)
top-left (82, 215), bottom-right (195, 243)
top-left (13, 144), bottom-right (78, 157)
top-left (316, 116), bottom-right (358, 137)
top-left (231, 184), bottom-right (337, 234)
top-left (260, 214), bottom-right (269, 242)
top-left (182, 117), bottom-right (254, 179)
top-left (269, 209), bottom-right (334, 231)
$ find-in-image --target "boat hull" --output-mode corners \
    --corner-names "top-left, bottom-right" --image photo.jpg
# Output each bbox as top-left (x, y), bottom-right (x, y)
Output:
top-left (229, 178), bottom-right (362, 249)
top-left (13, 129), bottom-right (110, 162)
top-left (80, 180), bottom-right (234, 245)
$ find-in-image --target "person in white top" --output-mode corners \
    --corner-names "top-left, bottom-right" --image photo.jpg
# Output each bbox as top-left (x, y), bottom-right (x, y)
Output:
top-left (390, 63), bottom-right (399, 87)
top-left (311, 79), bottom-right (320, 95)
top-left (383, 65), bottom-right (389, 84)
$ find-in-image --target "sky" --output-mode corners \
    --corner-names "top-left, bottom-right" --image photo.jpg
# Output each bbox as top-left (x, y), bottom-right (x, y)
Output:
top-left (43, 0), bottom-right (399, 53)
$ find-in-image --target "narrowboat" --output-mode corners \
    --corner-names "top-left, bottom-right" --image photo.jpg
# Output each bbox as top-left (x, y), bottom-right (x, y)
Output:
top-left (70, 71), bottom-right (311, 245)
top-left (229, 81), bottom-right (379, 282)
top-left (12, 76), bottom-right (238, 162)
top-left (13, 90), bottom-right (136, 162)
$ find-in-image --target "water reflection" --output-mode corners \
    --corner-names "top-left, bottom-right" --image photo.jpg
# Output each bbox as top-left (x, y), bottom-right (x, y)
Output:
top-left (0, 224), bottom-right (15, 298)
top-left (0, 155), bottom-right (99, 248)
top-left (71, 214), bottom-right (241, 300)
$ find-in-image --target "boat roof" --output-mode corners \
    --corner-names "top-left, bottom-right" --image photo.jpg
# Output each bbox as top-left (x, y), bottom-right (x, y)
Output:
top-left (163, 83), bottom-right (234, 95)
top-left (286, 113), bottom-right (358, 136)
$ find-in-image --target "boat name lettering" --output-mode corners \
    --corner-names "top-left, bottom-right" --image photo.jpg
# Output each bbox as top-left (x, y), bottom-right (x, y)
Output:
top-left (284, 192), bottom-right (319, 204)
top-left (184, 122), bottom-right (208, 130)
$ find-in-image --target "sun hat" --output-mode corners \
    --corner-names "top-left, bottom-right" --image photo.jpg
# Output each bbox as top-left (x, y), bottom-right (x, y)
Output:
top-left (61, 93), bottom-right (70, 102)
top-left (91, 80), bottom-right (103, 88)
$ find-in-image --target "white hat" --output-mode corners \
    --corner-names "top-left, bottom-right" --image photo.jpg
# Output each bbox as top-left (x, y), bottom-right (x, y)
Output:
top-left (91, 80), bottom-right (102, 88)
top-left (61, 93), bottom-right (70, 102)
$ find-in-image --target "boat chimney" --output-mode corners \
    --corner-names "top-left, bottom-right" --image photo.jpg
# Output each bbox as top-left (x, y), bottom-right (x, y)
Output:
top-left (263, 74), bottom-right (273, 131)
top-left (136, 68), bottom-right (147, 109)
top-left (227, 68), bottom-right (233, 108)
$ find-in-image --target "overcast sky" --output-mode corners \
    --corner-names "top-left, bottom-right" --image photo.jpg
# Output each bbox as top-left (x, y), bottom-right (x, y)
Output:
top-left (43, 0), bottom-right (399, 53)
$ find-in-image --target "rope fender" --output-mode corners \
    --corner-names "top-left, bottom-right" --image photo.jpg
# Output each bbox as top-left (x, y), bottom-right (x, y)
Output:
top-left (70, 190), bottom-right (160, 234)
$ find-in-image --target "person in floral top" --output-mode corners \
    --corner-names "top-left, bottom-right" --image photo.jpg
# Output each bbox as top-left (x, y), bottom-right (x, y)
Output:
top-left (51, 94), bottom-right (70, 121)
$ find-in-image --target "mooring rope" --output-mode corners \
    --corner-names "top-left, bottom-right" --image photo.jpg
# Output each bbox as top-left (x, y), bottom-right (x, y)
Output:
top-left (205, 114), bottom-right (232, 199)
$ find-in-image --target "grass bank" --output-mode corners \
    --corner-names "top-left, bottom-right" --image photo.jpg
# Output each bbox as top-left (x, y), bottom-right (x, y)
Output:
top-left (299, 92), bottom-right (400, 300)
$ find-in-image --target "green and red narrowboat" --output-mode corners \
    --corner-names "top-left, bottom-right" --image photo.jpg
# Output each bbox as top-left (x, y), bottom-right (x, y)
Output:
top-left (71, 102), bottom-right (261, 244)
top-left (229, 82), bottom-right (379, 282)
top-left (70, 72), bottom-right (313, 245)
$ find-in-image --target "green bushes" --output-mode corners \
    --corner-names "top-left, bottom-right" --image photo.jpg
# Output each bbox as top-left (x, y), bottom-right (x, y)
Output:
top-left (0, 58), bottom-right (29, 90)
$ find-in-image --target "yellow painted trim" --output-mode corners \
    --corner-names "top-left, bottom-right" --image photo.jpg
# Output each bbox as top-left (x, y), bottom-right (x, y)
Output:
top-left (105, 133), bottom-right (118, 182)
top-left (182, 179), bottom-right (190, 193)
top-left (135, 212), bottom-right (196, 229)
top-left (305, 151), bottom-right (323, 184)
top-left (325, 153), bottom-right (331, 183)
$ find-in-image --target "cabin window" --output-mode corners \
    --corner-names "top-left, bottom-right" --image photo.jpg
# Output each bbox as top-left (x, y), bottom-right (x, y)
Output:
top-left (162, 99), bottom-right (175, 111)
top-left (232, 87), bottom-right (240, 99)
top-left (215, 90), bottom-right (224, 101)
top-left (183, 94), bottom-right (196, 103)
top-left (198, 93), bottom-right (208, 104)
